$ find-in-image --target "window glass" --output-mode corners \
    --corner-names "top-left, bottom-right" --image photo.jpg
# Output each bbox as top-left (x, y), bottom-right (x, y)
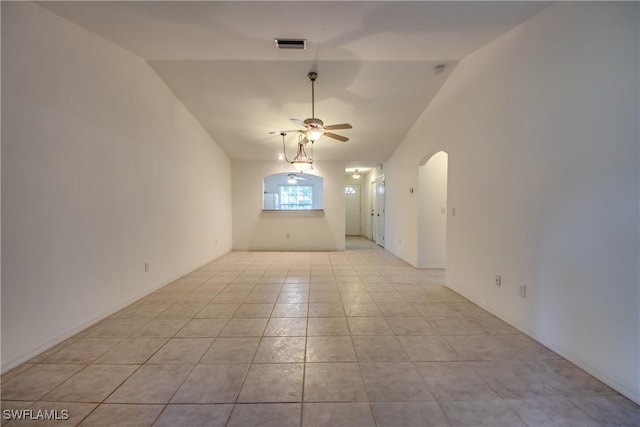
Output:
top-left (280, 185), bottom-right (313, 209)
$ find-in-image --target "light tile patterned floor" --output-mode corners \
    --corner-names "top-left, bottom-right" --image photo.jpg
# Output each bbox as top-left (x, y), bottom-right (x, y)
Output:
top-left (2, 238), bottom-right (640, 426)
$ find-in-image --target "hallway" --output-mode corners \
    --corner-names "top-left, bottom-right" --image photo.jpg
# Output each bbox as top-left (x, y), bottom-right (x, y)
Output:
top-left (345, 236), bottom-right (380, 250)
top-left (2, 247), bottom-right (638, 426)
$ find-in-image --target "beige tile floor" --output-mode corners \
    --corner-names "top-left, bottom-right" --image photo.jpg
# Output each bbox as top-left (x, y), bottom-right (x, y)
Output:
top-left (2, 238), bottom-right (640, 426)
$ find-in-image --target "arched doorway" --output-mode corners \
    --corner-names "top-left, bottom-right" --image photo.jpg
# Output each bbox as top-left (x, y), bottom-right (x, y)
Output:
top-left (418, 151), bottom-right (448, 268)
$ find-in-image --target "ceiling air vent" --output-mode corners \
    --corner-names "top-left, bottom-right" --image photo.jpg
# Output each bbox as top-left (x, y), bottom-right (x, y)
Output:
top-left (274, 38), bottom-right (307, 50)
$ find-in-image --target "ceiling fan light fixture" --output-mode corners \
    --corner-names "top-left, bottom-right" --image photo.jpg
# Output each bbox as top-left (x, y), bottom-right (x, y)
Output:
top-left (305, 128), bottom-right (324, 142)
top-left (352, 169), bottom-right (361, 181)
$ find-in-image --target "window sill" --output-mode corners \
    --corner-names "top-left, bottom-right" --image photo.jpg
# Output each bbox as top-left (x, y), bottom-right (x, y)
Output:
top-left (262, 209), bottom-right (324, 212)
top-left (261, 209), bottom-right (325, 218)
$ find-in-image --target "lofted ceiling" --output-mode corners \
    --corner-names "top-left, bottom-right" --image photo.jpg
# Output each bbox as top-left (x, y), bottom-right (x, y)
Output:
top-left (38, 1), bottom-right (550, 168)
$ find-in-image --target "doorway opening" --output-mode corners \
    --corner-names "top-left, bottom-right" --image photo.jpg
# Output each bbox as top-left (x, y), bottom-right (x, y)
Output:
top-left (345, 184), bottom-right (361, 235)
top-left (418, 151), bottom-right (448, 268)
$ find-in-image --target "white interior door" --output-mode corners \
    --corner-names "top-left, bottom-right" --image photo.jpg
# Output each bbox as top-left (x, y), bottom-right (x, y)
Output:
top-left (375, 175), bottom-right (385, 247)
top-left (370, 182), bottom-right (376, 240)
top-left (345, 184), bottom-right (361, 236)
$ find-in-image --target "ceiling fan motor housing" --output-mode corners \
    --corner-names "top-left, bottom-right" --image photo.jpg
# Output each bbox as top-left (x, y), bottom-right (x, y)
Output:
top-left (304, 118), bottom-right (324, 127)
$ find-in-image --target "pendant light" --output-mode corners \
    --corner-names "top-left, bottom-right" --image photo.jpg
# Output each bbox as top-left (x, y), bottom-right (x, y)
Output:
top-left (280, 132), bottom-right (313, 172)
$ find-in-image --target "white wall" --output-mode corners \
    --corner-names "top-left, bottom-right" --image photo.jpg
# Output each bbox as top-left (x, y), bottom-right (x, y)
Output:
top-left (418, 151), bottom-right (448, 268)
top-left (232, 161), bottom-right (345, 251)
top-left (1, 2), bottom-right (232, 370)
top-left (384, 2), bottom-right (639, 402)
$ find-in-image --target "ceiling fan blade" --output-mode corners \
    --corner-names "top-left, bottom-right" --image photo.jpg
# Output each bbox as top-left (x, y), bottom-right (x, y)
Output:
top-left (269, 130), bottom-right (302, 134)
top-left (288, 174), bottom-right (307, 180)
top-left (324, 132), bottom-right (349, 142)
top-left (324, 123), bottom-right (352, 130)
top-left (290, 118), bottom-right (307, 127)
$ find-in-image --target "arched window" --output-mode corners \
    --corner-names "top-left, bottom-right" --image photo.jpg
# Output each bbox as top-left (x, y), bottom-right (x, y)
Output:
top-left (263, 172), bottom-right (324, 210)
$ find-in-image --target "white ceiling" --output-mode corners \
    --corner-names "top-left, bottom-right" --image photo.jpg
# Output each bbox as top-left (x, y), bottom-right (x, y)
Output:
top-left (39, 1), bottom-right (550, 167)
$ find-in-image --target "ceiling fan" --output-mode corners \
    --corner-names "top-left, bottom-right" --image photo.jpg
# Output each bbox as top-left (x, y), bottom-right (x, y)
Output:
top-left (270, 72), bottom-right (352, 143)
top-left (287, 173), bottom-right (307, 184)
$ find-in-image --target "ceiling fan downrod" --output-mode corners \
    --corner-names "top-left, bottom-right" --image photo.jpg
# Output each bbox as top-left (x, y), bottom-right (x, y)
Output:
top-left (308, 72), bottom-right (318, 119)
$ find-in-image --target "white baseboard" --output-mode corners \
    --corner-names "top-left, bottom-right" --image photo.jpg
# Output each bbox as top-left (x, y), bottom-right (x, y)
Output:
top-left (445, 281), bottom-right (640, 406)
top-left (1, 250), bottom-right (230, 374)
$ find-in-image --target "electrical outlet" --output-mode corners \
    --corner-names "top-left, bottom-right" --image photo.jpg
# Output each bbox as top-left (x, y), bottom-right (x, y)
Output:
top-left (519, 285), bottom-right (527, 298)
top-left (144, 263), bottom-right (149, 273)
top-left (495, 275), bottom-right (501, 287)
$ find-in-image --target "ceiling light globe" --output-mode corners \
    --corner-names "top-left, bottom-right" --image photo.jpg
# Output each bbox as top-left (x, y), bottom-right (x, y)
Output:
top-left (305, 129), bottom-right (324, 142)
top-left (292, 160), bottom-right (312, 172)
